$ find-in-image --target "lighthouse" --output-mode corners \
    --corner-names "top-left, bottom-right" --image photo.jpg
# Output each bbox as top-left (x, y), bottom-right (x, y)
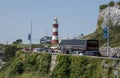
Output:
top-left (52, 17), bottom-right (59, 45)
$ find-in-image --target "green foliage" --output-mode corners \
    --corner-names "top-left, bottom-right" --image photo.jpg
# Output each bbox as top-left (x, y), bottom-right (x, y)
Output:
top-left (83, 18), bottom-right (104, 46)
top-left (3, 45), bottom-right (18, 61)
top-left (1, 52), bottom-right (120, 78)
top-left (97, 18), bottom-right (104, 28)
top-left (109, 25), bottom-right (120, 47)
top-left (100, 4), bottom-right (108, 10)
top-left (52, 55), bottom-right (71, 78)
top-left (1, 51), bottom-right (52, 78)
top-left (109, 1), bottom-right (114, 7)
top-left (0, 43), bottom-right (4, 51)
top-left (3, 58), bottom-right (22, 78)
top-left (13, 39), bottom-right (22, 44)
top-left (13, 72), bottom-right (42, 78)
top-left (23, 52), bottom-right (51, 76)
top-left (37, 53), bottom-right (51, 75)
top-left (70, 56), bottom-right (87, 78)
top-left (51, 55), bottom-right (120, 78)
top-left (118, 1), bottom-right (120, 6)
top-left (16, 51), bottom-right (24, 57)
top-left (84, 17), bottom-right (120, 47)
top-left (13, 61), bottom-right (24, 74)
top-left (84, 1), bottom-right (120, 47)
top-left (70, 56), bottom-right (101, 78)
top-left (99, 1), bottom-right (115, 10)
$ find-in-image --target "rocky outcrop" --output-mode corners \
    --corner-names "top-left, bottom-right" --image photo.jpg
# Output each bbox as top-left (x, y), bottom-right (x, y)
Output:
top-left (98, 2), bottom-right (120, 29)
top-left (100, 47), bottom-right (120, 57)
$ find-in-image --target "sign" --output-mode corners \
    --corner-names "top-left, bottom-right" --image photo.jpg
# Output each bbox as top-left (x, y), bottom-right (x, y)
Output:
top-left (103, 26), bottom-right (109, 39)
top-left (28, 33), bottom-right (31, 41)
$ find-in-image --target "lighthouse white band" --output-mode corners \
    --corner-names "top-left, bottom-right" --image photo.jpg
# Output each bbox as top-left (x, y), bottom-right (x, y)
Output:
top-left (52, 28), bottom-right (58, 32)
top-left (52, 36), bottom-right (58, 40)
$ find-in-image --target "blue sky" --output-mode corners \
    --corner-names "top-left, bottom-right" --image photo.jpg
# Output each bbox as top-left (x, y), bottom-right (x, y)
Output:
top-left (0, 0), bottom-right (119, 44)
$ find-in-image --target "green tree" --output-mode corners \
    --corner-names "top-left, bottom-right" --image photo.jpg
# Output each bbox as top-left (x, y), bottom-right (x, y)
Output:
top-left (14, 61), bottom-right (24, 74)
top-left (100, 4), bottom-right (108, 10)
top-left (13, 39), bottom-right (22, 44)
top-left (0, 43), bottom-right (4, 51)
top-left (4, 45), bottom-right (18, 61)
top-left (109, 1), bottom-right (114, 7)
top-left (118, 1), bottom-right (120, 6)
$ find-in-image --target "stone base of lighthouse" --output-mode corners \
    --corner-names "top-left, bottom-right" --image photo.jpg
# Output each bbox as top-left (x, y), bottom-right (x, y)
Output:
top-left (51, 40), bottom-right (59, 45)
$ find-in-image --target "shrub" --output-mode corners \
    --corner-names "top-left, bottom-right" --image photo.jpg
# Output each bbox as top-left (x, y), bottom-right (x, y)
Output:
top-left (16, 51), bottom-right (24, 57)
top-left (2, 52), bottom-right (120, 78)
top-left (51, 55), bottom-right (119, 78)
top-left (118, 1), bottom-right (120, 6)
top-left (109, 1), bottom-right (114, 7)
top-left (14, 61), bottom-right (24, 74)
top-left (3, 45), bottom-right (18, 61)
top-left (37, 53), bottom-right (51, 75)
top-left (70, 56), bottom-right (94, 78)
top-left (99, 1), bottom-right (114, 10)
top-left (97, 18), bottom-right (104, 28)
top-left (100, 4), bottom-right (108, 10)
top-left (51, 55), bottom-right (71, 78)
top-left (1, 52), bottom-right (52, 78)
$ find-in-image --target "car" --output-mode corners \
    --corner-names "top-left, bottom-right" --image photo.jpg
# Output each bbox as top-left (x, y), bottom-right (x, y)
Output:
top-left (72, 51), bottom-right (85, 56)
top-left (85, 51), bottom-right (101, 56)
top-left (79, 52), bottom-right (84, 56)
top-left (72, 51), bottom-right (78, 55)
top-left (110, 53), bottom-right (120, 58)
top-left (33, 48), bottom-right (44, 52)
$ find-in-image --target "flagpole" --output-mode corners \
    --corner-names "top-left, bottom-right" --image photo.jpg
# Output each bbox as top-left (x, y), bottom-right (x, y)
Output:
top-left (30, 21), bottom-right (32, 52)
top-left (107, 0), bottom-right (110, 56)
top-left (107, 27), bottom-right (109, 56)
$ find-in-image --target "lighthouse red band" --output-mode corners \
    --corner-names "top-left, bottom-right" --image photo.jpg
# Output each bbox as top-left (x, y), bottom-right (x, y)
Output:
top-left (52, 17), bottom-right (59, 44)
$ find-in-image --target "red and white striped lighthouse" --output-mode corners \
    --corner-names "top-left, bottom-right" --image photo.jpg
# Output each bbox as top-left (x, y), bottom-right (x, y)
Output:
top-left (52, 17), bottom-right (59, 44)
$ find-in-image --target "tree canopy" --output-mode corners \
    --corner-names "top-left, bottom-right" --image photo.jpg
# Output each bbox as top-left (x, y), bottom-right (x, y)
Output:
top-left (13, 39), bottom-right (22, 44)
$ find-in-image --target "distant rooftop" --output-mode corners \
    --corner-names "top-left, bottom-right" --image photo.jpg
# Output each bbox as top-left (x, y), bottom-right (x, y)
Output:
top-left (60, 40), bottom-right (87, 46)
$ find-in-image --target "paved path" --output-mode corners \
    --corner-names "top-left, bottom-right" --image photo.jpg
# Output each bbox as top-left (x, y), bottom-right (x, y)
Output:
top-left (50, 54), bottom-right (57, 72)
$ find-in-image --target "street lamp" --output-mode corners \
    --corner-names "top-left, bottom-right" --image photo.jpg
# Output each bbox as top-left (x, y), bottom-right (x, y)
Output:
top-left (102, 1), bottom-right (111, 56)
top-left (28, 21), bottom-right (32, 52)
top-left (102, 23), bottom-right (109, 56)
top-left (30, 21), bottom-right (32, 51)
top-left (106, 0), bottom-right (111, 56)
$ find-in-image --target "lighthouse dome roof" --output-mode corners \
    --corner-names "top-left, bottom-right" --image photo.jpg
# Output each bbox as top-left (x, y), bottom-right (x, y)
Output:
top-left (53, 16), bottom-right (58, 24)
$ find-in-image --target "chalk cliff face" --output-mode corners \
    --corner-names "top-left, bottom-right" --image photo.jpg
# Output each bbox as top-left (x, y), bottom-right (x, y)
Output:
top-left (98, 2), bottom-right (120, 28)
top-left (84, 1), bottom-right (120, 47)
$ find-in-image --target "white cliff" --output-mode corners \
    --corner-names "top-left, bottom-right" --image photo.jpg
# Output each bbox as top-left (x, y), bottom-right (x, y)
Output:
top-left (98, 2), bottom-right (120, 27)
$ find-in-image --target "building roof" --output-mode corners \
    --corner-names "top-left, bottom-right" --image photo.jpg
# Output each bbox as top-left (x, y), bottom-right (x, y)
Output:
top-left (60, 40), bottom-right (87, 46)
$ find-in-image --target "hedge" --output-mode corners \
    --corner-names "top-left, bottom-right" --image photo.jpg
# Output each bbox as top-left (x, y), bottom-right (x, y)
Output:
top-left (3, 51), bottom-right (51, 78)
top-left (51, 55), bottom-right (120, 78)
